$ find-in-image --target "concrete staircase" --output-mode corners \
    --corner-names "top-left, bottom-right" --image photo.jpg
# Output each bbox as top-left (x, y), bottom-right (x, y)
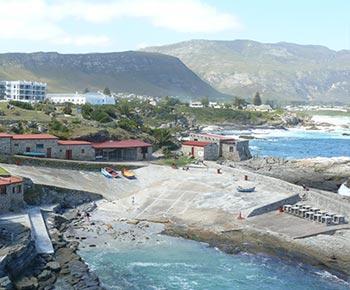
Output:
top-left (28, 208), bottom-right (54, 254)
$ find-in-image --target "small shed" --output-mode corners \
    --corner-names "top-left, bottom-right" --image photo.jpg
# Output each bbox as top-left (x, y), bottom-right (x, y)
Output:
top-left (182, 141), bottom-right (219, 160)
top-left (0, 176), bottom-right (24, 212)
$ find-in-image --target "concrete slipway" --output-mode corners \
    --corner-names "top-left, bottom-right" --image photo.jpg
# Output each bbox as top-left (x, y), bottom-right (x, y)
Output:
top-left (2, 162), bottom-right (349, 239)
top-left (2, 162), bottom-right (300, 219)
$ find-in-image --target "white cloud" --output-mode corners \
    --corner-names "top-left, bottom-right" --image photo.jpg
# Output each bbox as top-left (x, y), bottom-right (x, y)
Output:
top-left (0, 0), bottom-right (241, 48)
top-left (53, 0), bottom-right (242, 33)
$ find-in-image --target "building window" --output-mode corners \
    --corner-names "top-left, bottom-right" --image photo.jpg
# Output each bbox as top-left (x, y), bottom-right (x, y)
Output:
top-left (12, 187), bottom-right (15, 194)
top-left (81, 149), bottom-right (85, 154)
top-left (229, 146), bottom-right (234, 152)
top-left (14, 143), bottom-right (19, 147)
top-left (36, 144), bottom-right (44, 149)
top-left (0, 186), bottom-right (6, 195)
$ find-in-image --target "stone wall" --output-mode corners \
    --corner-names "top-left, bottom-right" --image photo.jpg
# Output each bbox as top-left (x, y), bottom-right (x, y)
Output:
top-left (222, 140), bottom-right (252, 161)
top-left (11, 139), bottom-right (58, 157)
top-left (54, 144), bottom-right (95, 161)
top-left (306, 190), bottom-right (350, 217)
top-left (0, 137), bottom-right (12, 155)
top-left (182, 144), bottom-right (219, 160)
top-left (248, 194), bottom-right (301, 217)
top-left (0, 182), bottom-right (24, 212)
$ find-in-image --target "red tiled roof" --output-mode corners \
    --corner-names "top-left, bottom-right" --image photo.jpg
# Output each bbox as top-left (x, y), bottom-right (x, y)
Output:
top-left (0, 176), bottom-right (23, 186)
top-left (193, 133), bottom-right (235, 140)
top-left (0, 133), bottom-right (12, 138)
top-left (92, 139), bottom-right (152, 149)
top-left (58, 140), bottom-right (92, 146)
top-left (12, 134), bottom-right (58, 140)
top-left (182, 141), bottom-right (211, 147)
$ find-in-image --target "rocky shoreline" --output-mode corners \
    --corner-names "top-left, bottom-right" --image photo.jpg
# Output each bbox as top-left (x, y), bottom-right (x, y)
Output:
top-left (163, 218), bottom-right (350, 281)
top-left (238, 157), bottom-right (350, 192)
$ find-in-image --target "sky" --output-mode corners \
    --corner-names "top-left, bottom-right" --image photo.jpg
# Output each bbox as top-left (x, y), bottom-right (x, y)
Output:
top-left (0, 0), bottom-right (349, 53)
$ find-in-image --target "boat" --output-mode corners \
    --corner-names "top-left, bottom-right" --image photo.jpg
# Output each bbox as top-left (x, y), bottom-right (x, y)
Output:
top-left (122, 168), bottom-right (136, 179)
top-left (237, 186), bottom-right (255, 192)
top-left (101, 167), bottom-right (119, 178)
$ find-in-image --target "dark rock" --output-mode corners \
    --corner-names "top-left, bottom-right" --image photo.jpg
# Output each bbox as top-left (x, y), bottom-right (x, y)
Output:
top-left (37, 270), bottom-right (52, 281)
top-left (46, 261), bottom-right (61, 272)
top-left (14, 276), bottom-right (38, 290)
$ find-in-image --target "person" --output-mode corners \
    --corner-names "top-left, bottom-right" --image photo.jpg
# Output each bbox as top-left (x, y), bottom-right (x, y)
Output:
top-left (85, 212), bottom-right (91, 222)
top-left (132, 196), bottom-right (135, 206)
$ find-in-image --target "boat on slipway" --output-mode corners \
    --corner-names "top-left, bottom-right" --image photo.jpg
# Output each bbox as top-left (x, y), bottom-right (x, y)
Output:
top-left (101, 167), bottom-right (119, 178)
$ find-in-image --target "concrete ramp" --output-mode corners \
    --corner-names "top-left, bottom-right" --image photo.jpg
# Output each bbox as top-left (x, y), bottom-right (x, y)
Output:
top-left (28, 208), bottom-right (54, 254)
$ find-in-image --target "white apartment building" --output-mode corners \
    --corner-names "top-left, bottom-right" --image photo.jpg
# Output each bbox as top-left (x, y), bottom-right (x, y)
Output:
top-left (47, 91), bottom-right (116, 105)
top-left (189, 101), bottom-right (204, 108)
top-left (2, 80), bottom-right (46, 102)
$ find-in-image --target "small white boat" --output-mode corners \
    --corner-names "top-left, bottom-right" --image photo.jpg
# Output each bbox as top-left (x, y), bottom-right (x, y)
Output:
top-left (101, 167), bottom-right (119, 178)
top-left (237, 186), bottom-right (255, 192)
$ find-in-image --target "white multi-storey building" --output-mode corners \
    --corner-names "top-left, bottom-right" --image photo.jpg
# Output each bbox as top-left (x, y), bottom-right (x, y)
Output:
top-left (46, 91), bottom-right (116, 105)
top-left (3, 80), bottom-right (46, 102)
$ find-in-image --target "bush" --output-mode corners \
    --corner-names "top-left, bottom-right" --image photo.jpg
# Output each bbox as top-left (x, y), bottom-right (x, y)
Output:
top-left (118, 118), bottom-right (138, 131)
top-left (9, 100), bottom-right (34, 110)
top-left (49, 118), bottom-right (69, 132)
top-left (63, 103), bottom-right (73, 115)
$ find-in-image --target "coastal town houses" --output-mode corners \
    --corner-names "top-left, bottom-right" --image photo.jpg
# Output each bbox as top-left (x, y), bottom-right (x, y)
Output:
top-left (46, 91), bottom-right (116, 105)
top-left (0, 175), bottom-right (24, 212)
top-left (0, 133), bottom-right (152, 162)
top-left (0, 80), bottom-right (46, 102)
top-left (182, 133), bottom-right (251, 161)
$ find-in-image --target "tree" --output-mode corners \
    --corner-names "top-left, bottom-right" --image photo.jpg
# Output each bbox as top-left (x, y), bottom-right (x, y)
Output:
top-left (253, 92), bottom-right (262, 106)
top-left (63, 103), bottom-right (72, 115)
top-left (201, 96), bottom-right (209, 107)
top-left (152, 128), bottom-right (172, 148)
top-left (103, 87), bottom-right (111, 96)
top-left (233, 97), bottom-right (247, 109)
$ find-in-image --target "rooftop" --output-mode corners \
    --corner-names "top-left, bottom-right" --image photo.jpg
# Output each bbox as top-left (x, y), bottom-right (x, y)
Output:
top-left (182, 141), bottom-right (211, 147)
top-left (0, 176), bottom-right (23, 186)
top-left (58, 140), bottom-right (92, 146)
top-left (192, 132), bottom-right (235, 140)
top-left (12, 134), bottom-right (58, 140)
top-left (92, 139), bottom-right (152, 149)
top-left (0, 133), bottom-right (13, 138)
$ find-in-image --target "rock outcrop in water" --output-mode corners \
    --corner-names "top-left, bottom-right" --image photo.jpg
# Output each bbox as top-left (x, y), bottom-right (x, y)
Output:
top-left (238, 157), bottom-right (350, 192)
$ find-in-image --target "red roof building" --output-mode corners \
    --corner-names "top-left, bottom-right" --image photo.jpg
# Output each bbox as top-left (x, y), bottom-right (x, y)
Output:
top-left (0, 176), bottom-right (23, 186)
top-left (58, 140), bottom-right (92, 146)
top-left (92, 139), bottom-right (152, 149)
top-left (182, 141), bottom-right (211, 147)
top-left (12, 134), bottom-right (58, 140)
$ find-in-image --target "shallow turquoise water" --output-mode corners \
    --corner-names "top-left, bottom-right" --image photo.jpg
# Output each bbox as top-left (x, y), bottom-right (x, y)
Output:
top-left (79, 235), bottom-right (349, 290)
top-left (222, 129), bottom-right (350, 159)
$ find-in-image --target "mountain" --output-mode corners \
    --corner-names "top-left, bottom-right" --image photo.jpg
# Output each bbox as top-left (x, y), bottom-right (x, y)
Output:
top-left (0, 51), bottom-right (226, 99)
top-left (143, 39), bottom-right (350, 104)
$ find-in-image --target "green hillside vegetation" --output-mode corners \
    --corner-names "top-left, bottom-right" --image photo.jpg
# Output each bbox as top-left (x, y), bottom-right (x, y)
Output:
top-left (0, 51), bottom-right (226, 99)
top-left (143, 39), bottom-right (350, 104)
top-left (0, 98), bottom-right (282, 154)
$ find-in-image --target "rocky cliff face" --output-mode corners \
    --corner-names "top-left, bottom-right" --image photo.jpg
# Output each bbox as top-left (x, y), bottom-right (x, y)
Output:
top-left (143, 39), bottom-right (350, 103)
top-left (0, 51), bottom-right (226, 99)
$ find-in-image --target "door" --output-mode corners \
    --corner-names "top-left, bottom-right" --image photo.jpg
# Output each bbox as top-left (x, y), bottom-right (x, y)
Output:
top-left (26, 147), bottom-right (30, 152)
top-left (47, 147), bottom-right (52, 158)
top-left (65, 149), bottom-right (72, 160)
top-left (191, 146), bottom-right (194, 157)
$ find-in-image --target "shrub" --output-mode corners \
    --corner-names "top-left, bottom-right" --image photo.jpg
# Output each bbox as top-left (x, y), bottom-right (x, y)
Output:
top-left (9, 100), bottom-right (34, 110)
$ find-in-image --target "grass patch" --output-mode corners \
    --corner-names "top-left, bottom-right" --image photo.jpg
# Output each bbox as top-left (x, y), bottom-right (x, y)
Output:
top-left (156, 156), bottom-right (194, 167)
top-left (0, 167), bottom-right (10, 176)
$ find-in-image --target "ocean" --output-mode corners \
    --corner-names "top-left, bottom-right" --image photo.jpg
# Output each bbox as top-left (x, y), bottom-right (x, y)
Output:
top-left (220, 128), bottom-right (350, 159)
top-left (79, 235), bottom-right (349, 290)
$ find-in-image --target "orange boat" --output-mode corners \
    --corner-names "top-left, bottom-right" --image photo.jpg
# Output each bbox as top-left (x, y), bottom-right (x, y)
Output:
top-left (122, 168), bottom-right (136, 179)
